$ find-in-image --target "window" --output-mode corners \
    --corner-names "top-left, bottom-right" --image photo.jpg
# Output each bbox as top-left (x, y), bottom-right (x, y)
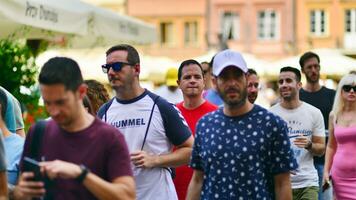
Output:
top-left (184, 21), bottom-right (198, 45)
top-left (345, 9), bottom-right (356, 33)
top-left (160, 22), bottom-right (173, 45)
top-left (257, 10), bottom-right (279, 40)
top-left (310, 10), bottom-right (327, 36)
top-left (221, 12), bottom-right (240, 40)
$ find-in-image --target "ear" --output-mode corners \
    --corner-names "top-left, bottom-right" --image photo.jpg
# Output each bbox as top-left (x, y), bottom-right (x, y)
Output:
top-left (176, 80), bottom-right (180, 87)
top-left (212, 76), bottom-right (217, 88)
top-left (77, 84), bottom-right (87, 100)
top-left (297, 81), bottom-right (302, 89)
top-left (133, 64), bottom-right (140, 75)
top-left (301, 67), bottom-right (305, 74)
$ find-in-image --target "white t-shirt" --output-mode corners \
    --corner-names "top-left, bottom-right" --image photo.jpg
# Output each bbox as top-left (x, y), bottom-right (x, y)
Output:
top-left (154, 86), bottom-right (183, 104)
top-left (270, 102), bottom-right (325, 189)
top-left (98, 90), bottom-right (191, 200)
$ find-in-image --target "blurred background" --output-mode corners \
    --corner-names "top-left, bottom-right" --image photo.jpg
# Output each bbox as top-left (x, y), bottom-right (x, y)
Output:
top-left (1, 0), bottom-right (356, 128)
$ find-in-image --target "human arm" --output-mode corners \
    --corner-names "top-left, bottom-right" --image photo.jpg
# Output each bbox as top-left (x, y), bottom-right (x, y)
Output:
top-left (294, 109), bottom-right (326, 156)
top-left (323, 114), bottom-right (337, 185)
top-left (0, 134), bottom-right (7, 199)
top-left (0, 172), bottom-right (8, 200)
top-left (274, 172), bottom-right (292, 200)
top-left (14, 160), bottom-right (135, 200)
top-left (131, 135), bottom-right (194, 168)
top-left (294, 135), bottom-right (325, 156)
top-left (185, 170), bottom-right (204, 200)
top-left (11, 95), bottom-right (25, 137)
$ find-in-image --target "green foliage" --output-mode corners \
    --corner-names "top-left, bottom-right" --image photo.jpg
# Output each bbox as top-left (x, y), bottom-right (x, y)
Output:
top-left (0, 39), bottom-right (44, 128)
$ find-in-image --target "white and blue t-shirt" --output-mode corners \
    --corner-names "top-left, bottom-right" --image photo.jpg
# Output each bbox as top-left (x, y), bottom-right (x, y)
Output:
top-left (190, 105), bottom-right (297, 199)
top-left (98, 89), bottom-right (191, 200)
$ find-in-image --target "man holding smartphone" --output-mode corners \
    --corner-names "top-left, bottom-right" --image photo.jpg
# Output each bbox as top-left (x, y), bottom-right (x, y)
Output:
top-left (12, 57), bottom-right (135, 200)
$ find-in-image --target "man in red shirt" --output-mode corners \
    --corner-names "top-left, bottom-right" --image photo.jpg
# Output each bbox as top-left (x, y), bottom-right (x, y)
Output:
top-left (174, 59), bottom-right (218, 200)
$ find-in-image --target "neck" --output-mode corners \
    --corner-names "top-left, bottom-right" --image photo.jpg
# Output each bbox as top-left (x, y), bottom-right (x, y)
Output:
top-left (304, 81), bottom-right (321, 92)
top-left (280, 98), bottom-right (302, 109)
top-left (223, 101), bottom-right (253, 117)
top-left (0, 122), bottom-right (12, 137)
top-left (115, 82), bottom-right (145, 100)
top-left (344, 101), bottom-right (356, 112)
top-left (183, 95), bottom-right (205, 110)
top-left (61, 106), bottom-right (95, 132)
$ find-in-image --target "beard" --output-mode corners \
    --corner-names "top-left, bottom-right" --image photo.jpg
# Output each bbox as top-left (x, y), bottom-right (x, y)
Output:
top-left (217, 86), bottom-right (248, 108)
top-left (306, 73), bottom-right (320, 84)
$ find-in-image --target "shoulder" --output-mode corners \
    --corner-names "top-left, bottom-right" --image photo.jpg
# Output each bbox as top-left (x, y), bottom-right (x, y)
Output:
top-left (97, 98), bottom-right (115, 118)
top-left (322, 86), bottom-right (336, 94)
top-left (256, 105), bottom-right (285, 123)
top-left (301, 102), bottom-right (323, 117)
top-left (203, 100), bottom-right (219, 110)
top-left (198, 108), bottom-right (221, 123)
top-left (269, 103), bottom-right (282, 112)
top-left (302, 102), bottom-right (320, 112)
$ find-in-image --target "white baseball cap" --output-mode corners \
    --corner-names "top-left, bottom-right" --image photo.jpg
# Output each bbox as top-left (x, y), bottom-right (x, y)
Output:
top-left (212, 49), bottom-right (248, 76)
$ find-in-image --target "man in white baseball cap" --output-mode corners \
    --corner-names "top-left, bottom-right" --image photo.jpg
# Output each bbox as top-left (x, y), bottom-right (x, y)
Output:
top-left (187, 49), bottom-right (297, 200)
top-left (212, 49), bottom-right (248, 76)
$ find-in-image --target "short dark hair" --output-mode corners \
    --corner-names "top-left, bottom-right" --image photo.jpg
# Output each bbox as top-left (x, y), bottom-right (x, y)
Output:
top-left (280, 66), bottom-right (301, 82)
top-left (201, 61), bottom-right (211, 68)
top-left (0, 89), bottom-right (7, 119)
top-left (106, 44), bottom-right (140, 65)
top-left (247, 68), bottom-right (258, 76)
top-left (178, 59), bottom-right (203, 80)
top-left (299, 51), bottom-right (320, 69)
top-left (39, 57), bottom-right (83, 91)
top-left (83, 95), bottom-right (94, 115)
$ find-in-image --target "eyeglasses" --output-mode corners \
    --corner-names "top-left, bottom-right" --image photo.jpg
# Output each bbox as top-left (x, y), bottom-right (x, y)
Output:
top-left (101, 62), bottom-right (133, 73)
top-left (342, 85), bottom-right (356, 92)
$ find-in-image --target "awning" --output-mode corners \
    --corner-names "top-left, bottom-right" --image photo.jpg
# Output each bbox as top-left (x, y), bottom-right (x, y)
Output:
top-left (0, 0), bottom-right (156, 47)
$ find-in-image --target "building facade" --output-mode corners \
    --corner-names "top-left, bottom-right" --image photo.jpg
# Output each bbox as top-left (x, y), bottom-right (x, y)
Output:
top-left (208, 0), bottom-right (295, 60)
top-left (296, 0), bottom-right (356, 55)
top-left (127, 0), bottom-right (208, 60)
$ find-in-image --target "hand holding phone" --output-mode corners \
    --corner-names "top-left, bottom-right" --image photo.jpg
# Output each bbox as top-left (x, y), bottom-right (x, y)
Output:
top-left (23, 157), bottom-right (44, 182)
top-left (322, 176), bottom-right (332, 192)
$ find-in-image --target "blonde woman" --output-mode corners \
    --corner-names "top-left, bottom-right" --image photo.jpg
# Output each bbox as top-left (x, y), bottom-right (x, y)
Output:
top-left (323, 73), bottom-right (356, 199)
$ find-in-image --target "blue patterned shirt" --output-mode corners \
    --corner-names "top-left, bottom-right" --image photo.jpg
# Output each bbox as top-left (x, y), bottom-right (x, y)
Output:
top-left (190, 105), bottom-right (297, 199)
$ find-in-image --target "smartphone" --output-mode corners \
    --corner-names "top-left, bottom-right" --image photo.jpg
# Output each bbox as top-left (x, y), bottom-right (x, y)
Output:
top-left (322, 176), bottom-right (332, 192)
top-left (23, 157), bottom-right (43, 181)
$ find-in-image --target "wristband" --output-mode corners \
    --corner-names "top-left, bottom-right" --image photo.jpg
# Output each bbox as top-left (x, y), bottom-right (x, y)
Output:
top-left (76, 165), bottom-right (90, 183)
top-left (305, 140), bottom-right (312, 150)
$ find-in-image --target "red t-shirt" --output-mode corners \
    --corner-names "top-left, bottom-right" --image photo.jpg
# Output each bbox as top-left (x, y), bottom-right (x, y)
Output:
top-left (174, 101), bottom-right (218, 200)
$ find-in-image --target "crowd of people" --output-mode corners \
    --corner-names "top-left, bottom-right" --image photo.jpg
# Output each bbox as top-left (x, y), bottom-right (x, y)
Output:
top-left (0, 44), bottom-right (355, 200)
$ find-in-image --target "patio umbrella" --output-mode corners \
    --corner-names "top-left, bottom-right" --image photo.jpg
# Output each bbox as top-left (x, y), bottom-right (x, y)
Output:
top-left (267, 49), bottom-right (356, 76)
top-left (0, 0), bottom-right (156, 47)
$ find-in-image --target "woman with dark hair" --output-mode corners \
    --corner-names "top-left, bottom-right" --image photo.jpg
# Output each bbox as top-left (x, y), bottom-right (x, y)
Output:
top-left (323, 73), bottom-right (356, 199)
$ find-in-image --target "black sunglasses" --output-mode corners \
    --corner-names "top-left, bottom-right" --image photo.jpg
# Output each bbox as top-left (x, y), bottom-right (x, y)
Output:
top-left (101, 62), bottom-right (133, 73)
top-left (342, 85), bottom-right (356, 92)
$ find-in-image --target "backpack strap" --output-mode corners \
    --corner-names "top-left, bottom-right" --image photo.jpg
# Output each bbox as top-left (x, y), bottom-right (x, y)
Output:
top-left (29, 120), bottom-right (47, 161)
top-left (140, 96), bottom-right (160, 150)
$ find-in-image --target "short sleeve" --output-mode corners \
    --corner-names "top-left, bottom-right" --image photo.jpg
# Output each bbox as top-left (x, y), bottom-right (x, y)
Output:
top-left (12, 96), bottom-right (25, 130)
top-left (270, 116), bottom-right (298, 174)
top-left (156, 98), bottom-right (192, 146)
top-left (106, 129), bottom-right (133, 181)
top-left (189, 120), bottom-right (204, 171)
top-left (313, 109), bottom-right (326, 137)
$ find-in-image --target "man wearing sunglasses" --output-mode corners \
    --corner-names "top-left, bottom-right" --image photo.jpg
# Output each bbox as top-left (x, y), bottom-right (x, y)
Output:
top-left (98, 44), bottom-right (194, 200)
top-left (299, 52), bottom-right (335, 200)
